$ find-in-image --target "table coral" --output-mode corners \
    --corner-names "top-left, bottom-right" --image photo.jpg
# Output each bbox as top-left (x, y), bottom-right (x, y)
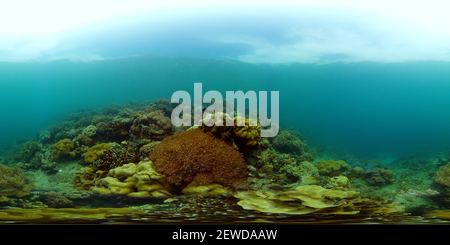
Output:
top-left (149, 128), bottom-right (249, 191)
top-left (52, 139), bottom-right (74, 159)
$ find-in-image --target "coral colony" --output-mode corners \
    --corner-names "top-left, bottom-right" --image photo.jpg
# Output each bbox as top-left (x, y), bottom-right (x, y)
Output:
top-left (171, 83), bottom-right (279, 137)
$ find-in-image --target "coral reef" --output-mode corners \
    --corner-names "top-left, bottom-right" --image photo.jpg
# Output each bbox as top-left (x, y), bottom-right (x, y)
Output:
top-left (0, 163), bottom-right (33, 197)
top-left (149, 128), bottom-right (249, 191)
top-left (52, 139), bottom-right (74, 159)
top-left (314, 159), bottom-right (349, 176)
top-left (0, 97), bottom-right (425, 223)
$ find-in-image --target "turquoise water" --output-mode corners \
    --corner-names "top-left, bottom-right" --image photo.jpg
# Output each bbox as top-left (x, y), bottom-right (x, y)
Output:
top-left (2, 57), bottom-right (450, 160)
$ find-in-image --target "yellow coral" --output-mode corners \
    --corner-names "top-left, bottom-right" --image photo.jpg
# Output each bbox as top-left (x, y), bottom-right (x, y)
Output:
top-left (52, 139), bottom-right (74, 159)
top-left (314, 159), bottom-right (349, 175)
top-left (232, 116), bottom-right (262, 146)
top-left (90, 160), bottom-right (238, 198)
top-left (234, 185), bottom-right (360, 215)
top-left (91, 160), bottom-right (172, 198)
top-left (84, 143), bottom-right (111, 163)
top-left (181, 181), bottom-right (233, 196)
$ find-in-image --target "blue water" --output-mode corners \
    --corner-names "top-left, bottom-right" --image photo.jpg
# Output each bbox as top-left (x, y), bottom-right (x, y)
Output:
top-left (1, 56), bottom-right (450, 160)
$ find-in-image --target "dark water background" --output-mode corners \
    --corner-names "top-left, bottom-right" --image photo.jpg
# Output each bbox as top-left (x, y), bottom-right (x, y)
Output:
top-left (1, 56), bottom-right (450, 160)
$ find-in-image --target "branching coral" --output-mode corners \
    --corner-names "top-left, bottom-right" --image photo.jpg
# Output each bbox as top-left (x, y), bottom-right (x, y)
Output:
top-left (149, 128), bottom-right (249, 191)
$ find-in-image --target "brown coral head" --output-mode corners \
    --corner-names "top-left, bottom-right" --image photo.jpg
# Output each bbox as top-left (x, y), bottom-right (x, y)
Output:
top-left (149, 129), bottom-right (249, 191)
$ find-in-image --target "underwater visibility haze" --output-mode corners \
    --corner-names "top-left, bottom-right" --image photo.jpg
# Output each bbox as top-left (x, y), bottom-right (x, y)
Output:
top-left (2, 1), bottom-right (450, 224)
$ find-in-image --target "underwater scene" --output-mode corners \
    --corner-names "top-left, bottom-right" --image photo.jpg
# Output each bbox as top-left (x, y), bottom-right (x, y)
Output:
top-left (2, 1), bottom-right (450, 225)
